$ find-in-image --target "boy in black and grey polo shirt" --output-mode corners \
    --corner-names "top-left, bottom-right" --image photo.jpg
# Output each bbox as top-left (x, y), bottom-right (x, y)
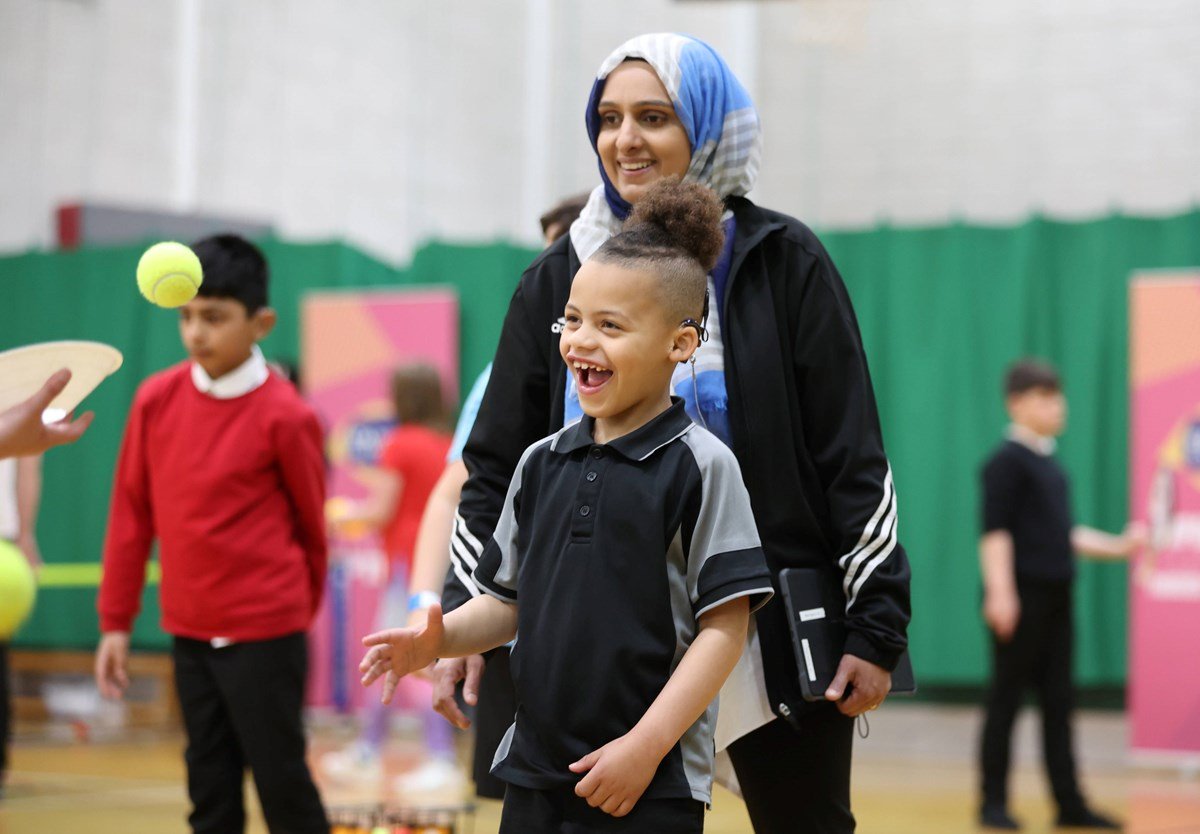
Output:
top-left (360, 181), bottom-right (772, 833)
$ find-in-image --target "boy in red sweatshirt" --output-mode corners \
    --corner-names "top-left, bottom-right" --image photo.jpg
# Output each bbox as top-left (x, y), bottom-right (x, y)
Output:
top-left (94, 234), bottom-right (329, 834)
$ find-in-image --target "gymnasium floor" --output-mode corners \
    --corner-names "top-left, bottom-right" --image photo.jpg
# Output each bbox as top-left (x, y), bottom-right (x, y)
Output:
top-left (2, 704), bottom-right (1198, 833)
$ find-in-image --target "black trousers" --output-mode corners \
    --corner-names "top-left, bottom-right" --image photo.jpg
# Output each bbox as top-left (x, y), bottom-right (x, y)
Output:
top-left (979, 580), bottom-right (1085, 813)
top-left (499, 783), bottom-right (704, 833)
top-left (727, 707), bottom-right (855, 834)
top-left (172, 632), bottom-right (328, 834)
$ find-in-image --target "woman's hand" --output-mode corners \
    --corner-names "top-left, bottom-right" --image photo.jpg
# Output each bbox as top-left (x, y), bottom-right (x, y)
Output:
top-left (429, 654), bottom-right (486, 729)
top-left (825, 654), bottom-right (893, 716)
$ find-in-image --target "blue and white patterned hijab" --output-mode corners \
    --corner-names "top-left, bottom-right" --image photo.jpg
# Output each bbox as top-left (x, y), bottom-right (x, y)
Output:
top-left (569, 33), bottom-right (763, 262)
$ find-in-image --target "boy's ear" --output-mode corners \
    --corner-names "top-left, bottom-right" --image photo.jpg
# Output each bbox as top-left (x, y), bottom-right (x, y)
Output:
top-left (669, 324), bottom-right (700, 365)
top-left (253, 307), bottom-right (278, 341)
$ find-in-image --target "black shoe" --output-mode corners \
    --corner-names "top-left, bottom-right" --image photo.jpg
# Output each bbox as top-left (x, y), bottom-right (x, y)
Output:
top-left (980, 804), bottom-right (1021, 830)
top-left (1056, 806), bottom-right (1122, 830)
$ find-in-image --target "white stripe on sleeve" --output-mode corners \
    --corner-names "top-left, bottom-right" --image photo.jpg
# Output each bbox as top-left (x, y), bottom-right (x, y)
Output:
top-left (840, 466), bottom-right (898, 609)
top-left (453, 511), bottom-right (484, 557)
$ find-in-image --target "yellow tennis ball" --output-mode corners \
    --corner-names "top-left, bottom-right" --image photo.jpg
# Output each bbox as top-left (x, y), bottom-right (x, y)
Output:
top-left (137, 241), bottom-right (203, 308)
top-left (0, 539), bottom-right (36, 639)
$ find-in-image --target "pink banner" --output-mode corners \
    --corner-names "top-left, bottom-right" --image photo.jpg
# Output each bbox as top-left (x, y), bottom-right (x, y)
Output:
top-left (301, 289), bottom-right (458, 712)
top-left (1129, 273), bottom-right (1200, 758)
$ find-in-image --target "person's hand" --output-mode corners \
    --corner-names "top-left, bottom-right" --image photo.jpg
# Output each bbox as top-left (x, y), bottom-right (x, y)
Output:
top-left (405, 606), bottom-right (440, 681)
top-left (0, 369), bottom-right (93, 459)
top-left (95, 631), bottom-right (131, 700)
top-left (825, 654), bottom-right (892, 717)
top-left (1134, 545), bottom-right (1160, 587)
top-left (360, 604), bottom-right (445, 704)
top-left (569, 731), bottom-right (661, 817)
top-left (16, 531), bottom-right (42, 574)
top-left (983, 588), bottom-right (1021, 642)
top-left (1134, 556), bottom-right (1155, 587)
top-left (431, 654), bottom-right (486, 729)
top-left (1122, 522), bottom-right (1148, 557)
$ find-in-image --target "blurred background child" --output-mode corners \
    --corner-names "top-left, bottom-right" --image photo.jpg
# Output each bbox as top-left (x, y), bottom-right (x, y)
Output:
top-left (978, 359), bottom-right (1142, 831)
top-left (322, 363), bottom-right (460, 797)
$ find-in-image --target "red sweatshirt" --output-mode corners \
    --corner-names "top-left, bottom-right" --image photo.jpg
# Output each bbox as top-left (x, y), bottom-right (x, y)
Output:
top-left (98, 364), bottom-right (327, 641)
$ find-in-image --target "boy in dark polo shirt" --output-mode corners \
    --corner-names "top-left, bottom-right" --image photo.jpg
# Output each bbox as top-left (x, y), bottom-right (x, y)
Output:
top-left (360, 181), bottom-right (772, 833)
top-left (978, 359), bottom-right (1141, 831)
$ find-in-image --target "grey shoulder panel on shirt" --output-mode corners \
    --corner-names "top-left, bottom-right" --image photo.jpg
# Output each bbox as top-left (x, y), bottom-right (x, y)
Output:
top-left (679, 427), bottom-right (763, 559)
top-left (678, 427), bottom-right (772, 621)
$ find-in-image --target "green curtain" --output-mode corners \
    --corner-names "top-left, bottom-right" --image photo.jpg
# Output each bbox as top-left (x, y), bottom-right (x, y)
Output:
top-left (4, 211), bottom-right (1200, 684)
top-left (822, 211), bottom-right (1200, 685)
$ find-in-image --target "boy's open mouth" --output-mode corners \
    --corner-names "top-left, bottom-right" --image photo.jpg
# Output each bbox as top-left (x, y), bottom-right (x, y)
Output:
top-left (572, 361), bottom-right (613, 394)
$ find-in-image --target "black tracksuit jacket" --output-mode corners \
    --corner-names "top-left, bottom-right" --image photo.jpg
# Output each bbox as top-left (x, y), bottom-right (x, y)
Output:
top-left (445, 195), bottom-right (912, 720)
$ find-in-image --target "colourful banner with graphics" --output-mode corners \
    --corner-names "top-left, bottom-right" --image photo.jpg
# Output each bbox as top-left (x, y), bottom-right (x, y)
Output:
top-left (301, 289), bottom-right (458, 712)
top-left (1129, 273), bottom-right (1200, 758)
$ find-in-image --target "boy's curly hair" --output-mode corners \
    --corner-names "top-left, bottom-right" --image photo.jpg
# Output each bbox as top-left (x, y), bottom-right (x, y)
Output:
top-left (594, 178), bottom-right (725, 322)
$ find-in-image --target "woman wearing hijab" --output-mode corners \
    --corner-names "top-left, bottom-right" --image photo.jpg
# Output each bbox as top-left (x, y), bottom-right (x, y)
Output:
top-left (435, 34), bottom-right (911, 834)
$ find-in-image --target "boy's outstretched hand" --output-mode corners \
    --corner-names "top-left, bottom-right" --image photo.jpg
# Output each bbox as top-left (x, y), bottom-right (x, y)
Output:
top-left (360, 603), bottom-right (445, 704)
top-left (569, 732), bottom-right (661, 818)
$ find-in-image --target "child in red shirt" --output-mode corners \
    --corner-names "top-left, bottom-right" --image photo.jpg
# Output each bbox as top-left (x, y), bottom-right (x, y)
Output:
top-left (95, 234), bottom-right (329, 834)
top-left (322, 364), bottom-right (456, 795)
top-left (376, 366), bottom-right (455, 573)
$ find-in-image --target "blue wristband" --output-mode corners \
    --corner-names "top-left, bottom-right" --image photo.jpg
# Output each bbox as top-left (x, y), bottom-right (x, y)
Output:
top-left (407, 590), bottom-right (441, 613)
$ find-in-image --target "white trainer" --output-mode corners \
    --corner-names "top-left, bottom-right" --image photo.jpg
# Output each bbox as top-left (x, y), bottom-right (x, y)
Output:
top-left (392, 757), bottom-right (467, 801)
top-left (319, 741), bottom-right (383, 784)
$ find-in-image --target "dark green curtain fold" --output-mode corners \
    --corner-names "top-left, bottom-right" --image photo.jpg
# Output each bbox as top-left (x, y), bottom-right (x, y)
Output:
top-left (3, 211), bottom-right (1199, 684)
top-left (823, 210), bottom-right (1200, 684)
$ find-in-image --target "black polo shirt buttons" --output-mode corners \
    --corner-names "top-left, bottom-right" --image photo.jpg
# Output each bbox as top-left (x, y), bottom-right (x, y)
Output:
top-left (469, 399), bottom-right (776, 800)
top-left (573, 451), bottom-right (604, 537)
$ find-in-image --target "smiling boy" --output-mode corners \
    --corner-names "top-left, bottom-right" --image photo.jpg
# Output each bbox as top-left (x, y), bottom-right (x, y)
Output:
top-left (360, 181), bottom-right (772, 834)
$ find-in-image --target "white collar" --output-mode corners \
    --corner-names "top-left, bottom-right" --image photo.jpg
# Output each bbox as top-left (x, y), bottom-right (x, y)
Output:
top-left (1006, 423), bottom-right (1056, 456)
top-left (191, 345), bottom-right (270, 399)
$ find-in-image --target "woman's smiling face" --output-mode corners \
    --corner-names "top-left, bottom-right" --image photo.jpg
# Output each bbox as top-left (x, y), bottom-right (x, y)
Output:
top-left (596, 61), bottom-right (691, 205)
